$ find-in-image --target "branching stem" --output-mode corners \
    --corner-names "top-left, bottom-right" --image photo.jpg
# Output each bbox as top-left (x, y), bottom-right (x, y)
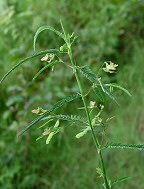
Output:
top-left (68, 47), bottom-right (110, 189)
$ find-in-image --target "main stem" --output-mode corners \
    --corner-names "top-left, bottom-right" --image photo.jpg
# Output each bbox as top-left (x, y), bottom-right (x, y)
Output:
top-left (68, 48), bottom-right (110, 189)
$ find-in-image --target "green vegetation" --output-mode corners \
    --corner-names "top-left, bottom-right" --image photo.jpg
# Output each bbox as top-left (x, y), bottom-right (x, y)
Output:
top-left (0, 0), bottom-right (144, 188)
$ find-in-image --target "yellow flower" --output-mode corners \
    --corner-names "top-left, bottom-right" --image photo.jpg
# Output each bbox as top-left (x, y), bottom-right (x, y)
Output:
top-left (90, 101), bottom-right (96, 108)
top-left (41, 54), bottom-right (49, 61)
top-left (103, 61), bottom-right (118, 73)
top-left (41, 54), bottom-right (55, 63)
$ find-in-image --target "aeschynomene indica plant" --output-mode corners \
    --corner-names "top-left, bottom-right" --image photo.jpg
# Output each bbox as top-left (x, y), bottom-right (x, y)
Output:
top-left (1, 21), bottom-right (144, 188)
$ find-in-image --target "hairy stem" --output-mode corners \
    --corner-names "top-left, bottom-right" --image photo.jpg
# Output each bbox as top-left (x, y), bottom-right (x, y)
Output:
top-left (68, 48), bottom-right (110, 189)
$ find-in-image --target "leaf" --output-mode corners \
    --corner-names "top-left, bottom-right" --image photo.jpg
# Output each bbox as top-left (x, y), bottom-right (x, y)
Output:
top-left (50, 114), bottom-right (88, 124)
top-left (111, 176), bottom-right (131, 186)
top-left (0, 49), bottom-right (60, 84)
top-left (54, 120), bottom-right (60, 128)
top-left (104, 142), bottom-right (144, 151)
top-left (106, 83), bottom-right (132, 97)
top-left (97, 79), bottom-right (119, 105)
top-left (77, 66), bottom-right (119, 105)
top-left (46, 132), bottom-right (55, 144)
top-left (96, 167), bottom-right (104, 178)
top-left (36, 134), bottom-right (44, 141)
top-left (32, 61), bottom-right (59, 80)
top-left (34, 25), bottom-right (65, 51)
top-left (38, 119), bottom-right (53, 129)
top-left (77, 66), bottom-right (97, 83)
top-left (18, 93), bottom-right (81, 136)
top-left (75, 127), bottom-right (90, 139)
top-left (93, 86), bottom-right (105, 102)
top-left (45, 120), bottom-right (60, 144)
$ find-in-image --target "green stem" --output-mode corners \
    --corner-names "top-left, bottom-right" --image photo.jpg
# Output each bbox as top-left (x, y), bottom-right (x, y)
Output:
top-left (68, 48), bottom-right (110, 189)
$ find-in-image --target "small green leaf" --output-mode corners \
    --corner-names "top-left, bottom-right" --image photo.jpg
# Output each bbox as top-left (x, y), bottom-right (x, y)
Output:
top-left (96, 167), bottom-right (104, 178)
top-left (36, 135), bottom-right (44, 141)
top-left (106, 83), bottom-right (132, 97)
top-left (60, 43), bottom-right (68, 52)
top-left (51, 114), bottom-right (88, 125)
top-left (32, 61), bottom-right (59, 81)
top-left (54, 120), bottom-right (60, 128)
top-left (46, 132), bottom-right (55, 144)
top-left (76, 127), bottom-right (90, 139)
top-left (98, 79), bottom-right (119, 105)
top-left (93, 86), bottom-right (105, 102)
top-left (111, 176), bottom-right (131, 186)
top-left (38, 119), bottom-right (53, 129)
top-left (77, 66), bottom-right (97, 83)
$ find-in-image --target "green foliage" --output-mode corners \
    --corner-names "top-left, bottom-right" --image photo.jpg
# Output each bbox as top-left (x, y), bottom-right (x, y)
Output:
top-left (77, 65), bottom-right (98, 83)
top-left (0, 0), bottom-right (144, 188)
top-left (18, 93), bottom-right (81, 136)
top-left (51, 114), bottom-right (88, 124)
top-left (105, 83), bottom-right (132, 97)
top-left (93, 86), bottom-right (105, 102)
top-left (78, 65), bottom-right (119, 104)
top-left (75, 127), bottom-right (90, 139)
top-left (0, 49), bottom-right (60, 83)
top-left (1, 22), bottom-right (140, 189)
top-left (46, 120), bottom-right (60, 144)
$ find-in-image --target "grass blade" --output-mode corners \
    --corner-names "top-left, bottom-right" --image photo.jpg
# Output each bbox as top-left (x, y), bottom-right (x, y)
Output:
top-left (18, 93), bottom-right (81, 136)
top-left (0, 49), bottom-right (60, 84)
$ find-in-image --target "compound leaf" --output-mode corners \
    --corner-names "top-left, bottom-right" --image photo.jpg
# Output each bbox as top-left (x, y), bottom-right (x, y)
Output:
top-left (77, 66), bottom-right (119, 104)
top-left (50, 114), bottom-right (88, 124)
top-left (106, 83), bottom-right (132, 97)
top-left (93, 86), bottom-right (105, 102)
top-left (18, 93), bottom-right (81, 136)
top-left (104, 142), bottom-right (144, 151)
top-left (0, 49), bottom-right (59, 84)
top-left (77, 66), bottom-right (97, 83)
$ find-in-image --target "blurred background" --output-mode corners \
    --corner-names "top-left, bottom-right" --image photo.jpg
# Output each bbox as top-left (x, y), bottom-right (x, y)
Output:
top-left (0, 0), bottom-right (144, 188)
